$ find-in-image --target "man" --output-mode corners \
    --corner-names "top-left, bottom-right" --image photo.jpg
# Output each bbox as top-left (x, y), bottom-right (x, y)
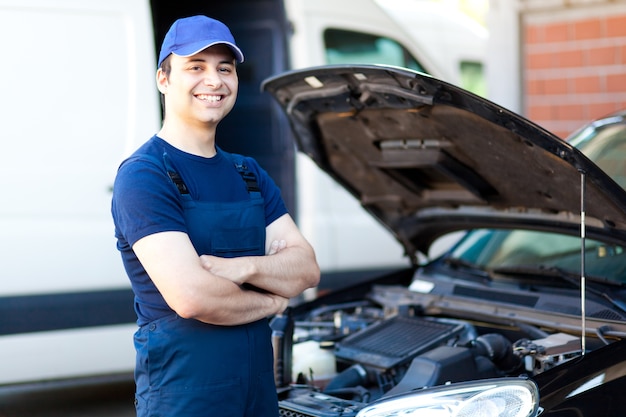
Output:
top-left (111, 15), bottom-right (320, 417)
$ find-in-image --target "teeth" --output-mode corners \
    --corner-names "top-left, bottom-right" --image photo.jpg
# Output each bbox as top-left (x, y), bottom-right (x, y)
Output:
top-left (196, 94), bottom-right (222, 102)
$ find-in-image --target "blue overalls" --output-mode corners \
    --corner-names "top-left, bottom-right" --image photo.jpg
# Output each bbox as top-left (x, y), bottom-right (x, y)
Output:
top-left (133, 152), bottom-right (279, 417)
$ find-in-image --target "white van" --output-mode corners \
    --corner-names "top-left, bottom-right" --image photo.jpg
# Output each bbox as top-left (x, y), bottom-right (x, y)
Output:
top-left (0, 0), bottom-right (486, 385)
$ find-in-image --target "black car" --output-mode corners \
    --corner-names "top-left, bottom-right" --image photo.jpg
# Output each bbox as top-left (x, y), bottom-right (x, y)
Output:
top-left (262, 65), bottom-right (626, 417)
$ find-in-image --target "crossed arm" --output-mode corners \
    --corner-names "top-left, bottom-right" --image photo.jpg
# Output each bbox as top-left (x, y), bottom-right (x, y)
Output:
top-left (132, 213), bottom-right (320, 326)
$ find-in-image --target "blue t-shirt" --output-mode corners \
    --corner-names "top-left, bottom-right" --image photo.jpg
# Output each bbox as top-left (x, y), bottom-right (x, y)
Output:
top-left (111, 136), bottom-right (288, 325)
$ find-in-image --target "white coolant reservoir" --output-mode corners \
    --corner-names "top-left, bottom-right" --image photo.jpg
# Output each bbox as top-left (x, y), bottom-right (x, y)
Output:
top-left (292, 340), bottom-right (337, 386)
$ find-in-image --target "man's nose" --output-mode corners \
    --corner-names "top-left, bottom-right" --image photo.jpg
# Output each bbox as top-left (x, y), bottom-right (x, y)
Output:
top-left (203, 70), bottom-right (222, 87)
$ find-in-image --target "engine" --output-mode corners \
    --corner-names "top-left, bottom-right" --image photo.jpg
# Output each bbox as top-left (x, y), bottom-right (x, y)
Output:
top-left (274, 292), bottom-right (583, 417)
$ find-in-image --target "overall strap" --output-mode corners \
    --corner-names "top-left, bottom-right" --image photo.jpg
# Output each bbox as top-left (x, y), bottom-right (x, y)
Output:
top-left (162, 152), bottom-right (190, 195)
top-left (155, 150), bottom-right (262, 198)
top-left (130, 152), bottom-right (192, 199)
top-left (224, 152), bottom-right (262, 198)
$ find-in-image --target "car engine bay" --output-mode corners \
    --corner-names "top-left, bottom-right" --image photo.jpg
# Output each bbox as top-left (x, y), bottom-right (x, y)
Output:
top-left (275, 278), bottom-right (622, 417)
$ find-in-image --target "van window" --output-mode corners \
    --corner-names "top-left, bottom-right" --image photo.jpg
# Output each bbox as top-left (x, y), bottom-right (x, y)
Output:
top-left (460, 61), bottom-right (486, 97)
top-left (324, 28), bottom-right (426, 73)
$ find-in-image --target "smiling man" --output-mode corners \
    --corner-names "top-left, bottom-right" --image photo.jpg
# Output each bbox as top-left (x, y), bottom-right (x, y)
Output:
top-left (111, 15), bottom-right (320, 417)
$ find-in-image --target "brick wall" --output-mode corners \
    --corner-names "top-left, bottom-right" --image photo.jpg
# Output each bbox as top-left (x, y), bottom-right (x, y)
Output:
top-left (523, 6), bottom-right (626, 138)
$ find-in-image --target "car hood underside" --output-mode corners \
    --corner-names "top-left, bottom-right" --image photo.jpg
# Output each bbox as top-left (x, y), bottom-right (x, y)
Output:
top-left (262, 65), bottom-right (626, 258)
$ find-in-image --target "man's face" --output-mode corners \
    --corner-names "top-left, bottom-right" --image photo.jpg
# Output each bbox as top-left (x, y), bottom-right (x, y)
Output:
top-left (158, 44), bottom-right (238, 128)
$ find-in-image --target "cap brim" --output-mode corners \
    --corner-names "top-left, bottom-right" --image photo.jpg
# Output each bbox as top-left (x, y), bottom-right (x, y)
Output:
top-left (173, 40), bottom-right (244, 63)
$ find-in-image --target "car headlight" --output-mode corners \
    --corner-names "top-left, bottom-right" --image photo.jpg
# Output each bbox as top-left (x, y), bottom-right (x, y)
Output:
top-left (356, 378), bottom-right (539, 417)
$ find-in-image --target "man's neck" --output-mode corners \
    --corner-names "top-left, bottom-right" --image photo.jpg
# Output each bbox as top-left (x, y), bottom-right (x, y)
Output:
top-left (157, 121), bottom-right (217, 158)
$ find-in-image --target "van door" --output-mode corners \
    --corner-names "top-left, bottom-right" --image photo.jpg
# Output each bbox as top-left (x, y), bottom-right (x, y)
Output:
top-left (0, 0), bottom-right (159, 384)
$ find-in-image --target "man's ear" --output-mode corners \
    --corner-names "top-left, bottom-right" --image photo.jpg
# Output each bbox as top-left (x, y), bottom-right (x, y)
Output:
top-left (156, 69), bottom-right (168, 94)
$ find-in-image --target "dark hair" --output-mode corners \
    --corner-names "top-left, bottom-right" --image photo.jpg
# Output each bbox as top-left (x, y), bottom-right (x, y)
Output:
top-left (160, 55), bottom-right (172, 77)
top-left (159, 55), bottom-right (172, 116)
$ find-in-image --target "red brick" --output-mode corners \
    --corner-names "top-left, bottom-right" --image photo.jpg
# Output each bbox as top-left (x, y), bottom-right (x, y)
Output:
top-left (556, 104), bottom-right (586, 120)
top-left (587, 46), bottom-right (618, 66)
top-left (526, 52), bottom-right (555, 70)
top-left (525, 25), bottom-right (543, 44)
top-left (545, 22), bottom-right (571, 42)
top-left (554, 128), bottom-right (572, 139)
top-left (526, 104), bottom-right (555, 121)
top-left (526, 78), bottom-right (544, 95)
top-left (588, 102), bottom-right (623, 118)
top-left (542, 121), bottom-right (567, 138)
top-left (619, 45), bottom-right (626, 64)
top-left (607, 15), bottom-right (626, 37)
top-left (574, 18), bottom-right (603, 40)
top-left (557, 49), bottom-right (585, 68)
top-left (544, 78), bottom-right (570, 94)
top-left (607, 73), bottom-right (626, 92)
top-left (572, 75), bottom-right (602, 94)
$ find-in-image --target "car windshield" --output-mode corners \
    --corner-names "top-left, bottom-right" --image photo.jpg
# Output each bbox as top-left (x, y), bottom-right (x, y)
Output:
top-left (448, 228), bottom-right (626, 283)
top-left (443, 116), bottom-right (626, 285)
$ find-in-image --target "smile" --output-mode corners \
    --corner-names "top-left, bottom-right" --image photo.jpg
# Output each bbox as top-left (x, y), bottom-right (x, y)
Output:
top-left (195, 94), bottom-right (223, 102)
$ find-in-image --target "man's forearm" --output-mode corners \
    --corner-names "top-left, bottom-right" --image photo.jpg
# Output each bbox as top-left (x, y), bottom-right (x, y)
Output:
top-left (245, 245), bottom-right (320, 297)
top-left (200, 245), bottom-right (320, 299)
top-left (184, 277), bottom-right (289, 326)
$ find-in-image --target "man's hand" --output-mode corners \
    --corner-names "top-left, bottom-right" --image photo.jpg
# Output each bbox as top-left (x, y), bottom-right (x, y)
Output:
top-left (269, 292), bottom-right (290, 314)
top-left (199, 254), bottom-right (247, 286)
top-left (268, 239), bottom-right (286, 255)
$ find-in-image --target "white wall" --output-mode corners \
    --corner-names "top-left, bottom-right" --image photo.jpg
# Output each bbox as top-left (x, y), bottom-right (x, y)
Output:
top-left (486, 0), bottom-right (523, 113)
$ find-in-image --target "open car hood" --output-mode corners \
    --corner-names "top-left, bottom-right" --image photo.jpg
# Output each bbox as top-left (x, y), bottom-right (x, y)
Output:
top-left (262, 65), bottom-right (626, 259)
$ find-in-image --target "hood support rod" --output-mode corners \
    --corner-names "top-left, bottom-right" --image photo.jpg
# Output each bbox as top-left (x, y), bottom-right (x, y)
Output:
top-left (580, 171), bottom-right (587, 355)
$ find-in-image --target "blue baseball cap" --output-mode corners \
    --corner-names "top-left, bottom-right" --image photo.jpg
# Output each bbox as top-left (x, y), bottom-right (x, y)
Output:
top-left (158, 15), bottom-right (244, 67)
